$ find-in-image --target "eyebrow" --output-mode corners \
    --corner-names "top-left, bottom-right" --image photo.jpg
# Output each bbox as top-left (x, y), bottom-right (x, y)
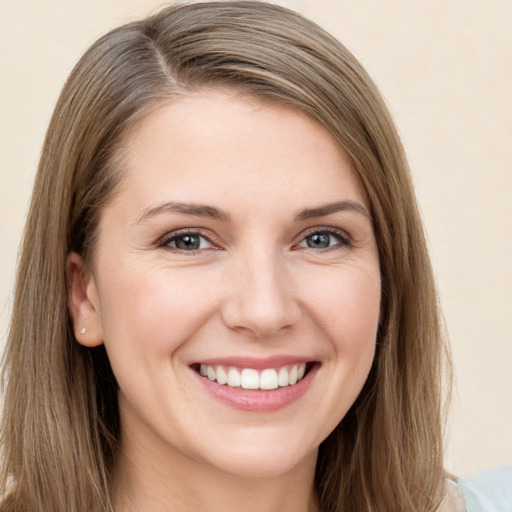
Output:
top-left (135, 201), bottom-right (231, 224)
top-left (135, 199), bottom-right (371, 224)
top-left (294, 200), bottom-right (372, 222)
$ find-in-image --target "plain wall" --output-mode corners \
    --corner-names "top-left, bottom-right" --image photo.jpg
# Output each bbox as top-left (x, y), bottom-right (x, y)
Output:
top-left (1, 0), bottom-right (511, 477)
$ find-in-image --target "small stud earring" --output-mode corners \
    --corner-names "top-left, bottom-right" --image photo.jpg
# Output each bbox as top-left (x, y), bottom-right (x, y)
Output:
top-left (80, 327), bottom-right (86, 335)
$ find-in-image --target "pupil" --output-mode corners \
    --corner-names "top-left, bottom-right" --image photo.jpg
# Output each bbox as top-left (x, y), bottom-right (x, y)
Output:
top-left (176, 235), bottom-right (200, 250)
top-left (307, 233), bottom-right (330, 248)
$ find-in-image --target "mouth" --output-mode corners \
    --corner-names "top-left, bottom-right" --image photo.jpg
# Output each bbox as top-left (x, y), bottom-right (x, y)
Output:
top-left (191, 361), bottom-right (316, 391)
top-left (189, 356), bottom-right (320, 411)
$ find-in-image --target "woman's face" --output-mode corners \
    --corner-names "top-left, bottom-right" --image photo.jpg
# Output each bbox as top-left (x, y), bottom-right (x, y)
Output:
top-left (71, 90), bottom-right (381, 479)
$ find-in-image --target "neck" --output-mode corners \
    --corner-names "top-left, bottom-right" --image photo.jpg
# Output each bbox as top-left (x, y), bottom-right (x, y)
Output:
top-left (113, 433), bottom-right (319, 512)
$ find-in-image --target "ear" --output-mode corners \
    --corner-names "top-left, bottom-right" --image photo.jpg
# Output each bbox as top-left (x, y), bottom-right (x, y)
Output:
top-left (66, 252), bottom-right (104, 347)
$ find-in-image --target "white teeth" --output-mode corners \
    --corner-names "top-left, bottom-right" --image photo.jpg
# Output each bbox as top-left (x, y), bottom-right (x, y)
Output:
top-left (198, 363), bottom-right (308, 390)
top-left (241, 369), bottom-right (260, 389)
top-left (207, 366), bottom-right (216, 381)
top-left (227, 367), bottom-right (241, 387)
top-left (289, 365), bottom-right (298, 385)
top-left (278, 367), bottom-right (289, 387)
top-left (260, 369), bottom-right (279, 390)
top-left (216, 366), bottom-right (228, 385)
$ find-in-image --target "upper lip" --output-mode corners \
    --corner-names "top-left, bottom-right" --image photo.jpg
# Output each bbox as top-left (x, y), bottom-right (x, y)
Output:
top-left (190, 355), bottom-right (317, 369)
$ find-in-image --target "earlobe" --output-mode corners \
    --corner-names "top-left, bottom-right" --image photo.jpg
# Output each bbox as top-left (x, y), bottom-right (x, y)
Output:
top-left (66, 252), bottom-right (104, 347)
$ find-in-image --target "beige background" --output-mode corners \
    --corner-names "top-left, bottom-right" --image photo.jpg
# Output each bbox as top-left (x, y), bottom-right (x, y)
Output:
top-left (0, 0), bottom-right (511, 477)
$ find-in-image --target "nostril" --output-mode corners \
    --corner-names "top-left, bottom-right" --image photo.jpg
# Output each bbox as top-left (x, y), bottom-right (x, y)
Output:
top-left (221, 300), bottom-right (301, 338)
top-left (220, 263), bottom-right (301, 337)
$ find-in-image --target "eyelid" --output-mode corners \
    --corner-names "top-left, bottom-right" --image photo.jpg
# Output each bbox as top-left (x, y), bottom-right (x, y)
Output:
top-left (294, 226), bottom-right (352, 250)
top-left (157, 225), bottom-right (352, 253)
top-left (158, 228), bottom-right (220, 252)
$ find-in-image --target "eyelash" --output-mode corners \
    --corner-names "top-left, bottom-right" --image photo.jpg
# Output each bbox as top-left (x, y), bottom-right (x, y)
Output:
top-left (158, 229), bottom-right (217, 253)
top-left (158, 226), bottom-right (352, 254)
top-left (294, 227), bottom-right (351, 252)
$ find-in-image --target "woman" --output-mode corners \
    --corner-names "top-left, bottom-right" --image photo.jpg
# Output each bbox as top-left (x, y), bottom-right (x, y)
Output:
top-left (0, 2), bottom-right (506, 511)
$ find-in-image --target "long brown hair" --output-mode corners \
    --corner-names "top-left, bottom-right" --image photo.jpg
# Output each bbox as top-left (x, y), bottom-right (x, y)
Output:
top-left (1, 2), bottom-right (449, 511)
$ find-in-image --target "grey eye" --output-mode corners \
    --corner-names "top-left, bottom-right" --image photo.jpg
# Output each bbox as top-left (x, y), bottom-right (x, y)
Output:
top-left (164, 233), bottom-right (213, 251)
top-left (302, 232), bottom-right (337, 249)
top-left (174, 234), bottom-right (201, 250)
top-left (297, 229), bottom-right (350, 250)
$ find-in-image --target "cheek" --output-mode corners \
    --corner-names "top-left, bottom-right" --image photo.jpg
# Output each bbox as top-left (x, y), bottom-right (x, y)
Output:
top-left (304, 265), bottom-right (381, 352)
top-left (294, 265), bottom-right (380, 438)
top-left (96, 263), bottom-right (222, 356)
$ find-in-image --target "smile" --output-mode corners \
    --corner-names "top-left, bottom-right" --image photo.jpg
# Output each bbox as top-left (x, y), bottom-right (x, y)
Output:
top-left (198, 363), bottom-right (308, 390)
top-left (190, 358), bottom-right (319, 412)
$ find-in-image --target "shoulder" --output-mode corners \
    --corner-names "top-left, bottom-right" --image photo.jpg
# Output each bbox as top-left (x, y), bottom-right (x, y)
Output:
top-left (456, 464), bottom-right (512, 512)
top-left (437, 479), bottom-right (466, 512)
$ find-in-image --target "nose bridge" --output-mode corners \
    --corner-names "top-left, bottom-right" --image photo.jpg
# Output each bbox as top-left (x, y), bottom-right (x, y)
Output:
top-left (222, 244), bottom-right (300, 337)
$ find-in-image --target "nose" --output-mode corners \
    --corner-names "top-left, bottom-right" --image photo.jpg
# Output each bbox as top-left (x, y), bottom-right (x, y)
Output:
top-left (221, 249), bottom-right (302, 338)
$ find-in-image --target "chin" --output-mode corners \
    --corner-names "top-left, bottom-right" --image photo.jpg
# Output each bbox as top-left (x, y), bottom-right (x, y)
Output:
top-left (196, 434), bottom-right (318, 479)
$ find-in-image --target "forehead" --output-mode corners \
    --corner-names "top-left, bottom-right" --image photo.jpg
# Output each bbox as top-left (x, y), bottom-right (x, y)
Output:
top-left (111, 89), bottom-right (367, 214)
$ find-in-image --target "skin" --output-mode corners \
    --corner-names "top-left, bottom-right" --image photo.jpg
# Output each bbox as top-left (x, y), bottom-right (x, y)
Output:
top-left (68, 90), bottom-right (381, 512)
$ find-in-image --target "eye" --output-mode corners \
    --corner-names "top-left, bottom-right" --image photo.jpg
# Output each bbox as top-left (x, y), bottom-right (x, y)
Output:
top-left (297, 228), bottom-right (350, 250)
top-left (160, 231), bottom-right (214, 252)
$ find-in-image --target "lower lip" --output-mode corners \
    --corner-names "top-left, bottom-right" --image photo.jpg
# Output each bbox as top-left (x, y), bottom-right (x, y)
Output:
top-left (192, 364), bottom-right (319, 412)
